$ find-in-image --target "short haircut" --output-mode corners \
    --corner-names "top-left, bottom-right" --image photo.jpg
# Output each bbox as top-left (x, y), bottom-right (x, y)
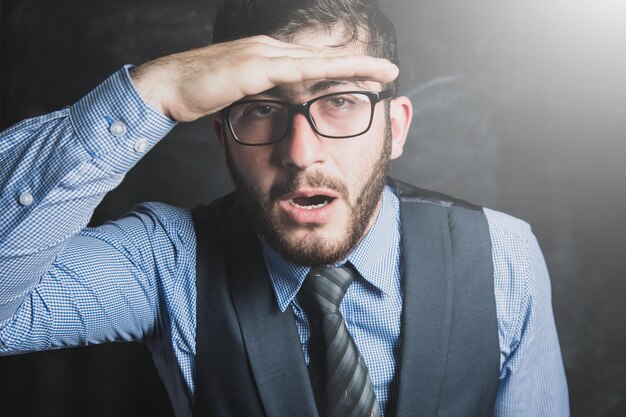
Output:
top-left (212, 0), bottom-right (399, 93)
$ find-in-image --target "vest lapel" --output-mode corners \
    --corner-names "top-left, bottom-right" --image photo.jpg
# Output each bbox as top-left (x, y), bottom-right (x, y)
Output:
top-left (394, 197), bottom-right (455, 417)
top-left (224, 203), bottom-right (319, 417)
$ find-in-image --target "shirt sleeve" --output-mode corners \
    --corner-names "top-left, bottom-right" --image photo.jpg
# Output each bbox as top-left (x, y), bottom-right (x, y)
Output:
top-left (0, 66), bottom-right (177, 327)
top-left (0, 202), bottom-right (195, 354)
top-left (485, 208), bottom-right (570, 417)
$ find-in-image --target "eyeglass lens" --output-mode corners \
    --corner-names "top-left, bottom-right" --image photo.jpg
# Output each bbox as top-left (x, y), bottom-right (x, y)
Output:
top-left (228, 92), bottom-right (375, 145)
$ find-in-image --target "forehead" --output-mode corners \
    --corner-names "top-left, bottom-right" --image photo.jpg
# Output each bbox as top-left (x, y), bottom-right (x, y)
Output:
top-left (284, 25), bottom-right (367, 54)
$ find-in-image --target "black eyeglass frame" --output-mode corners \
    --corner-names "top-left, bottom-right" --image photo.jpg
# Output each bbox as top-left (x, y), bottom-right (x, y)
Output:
top-left (221, 89), bottom-right (394, 146)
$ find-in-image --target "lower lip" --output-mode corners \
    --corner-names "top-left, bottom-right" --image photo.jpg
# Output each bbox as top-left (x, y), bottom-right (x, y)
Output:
top-left (278, 198), bottom-right (338, 225)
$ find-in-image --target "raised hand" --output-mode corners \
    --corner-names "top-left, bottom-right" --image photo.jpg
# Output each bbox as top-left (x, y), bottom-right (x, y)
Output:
top-left (130, 35), bottom-right (399, 122)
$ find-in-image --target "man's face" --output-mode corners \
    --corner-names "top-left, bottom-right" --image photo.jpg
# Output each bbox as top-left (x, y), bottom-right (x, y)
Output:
top-left (221, 29), bottom-right (407, 266)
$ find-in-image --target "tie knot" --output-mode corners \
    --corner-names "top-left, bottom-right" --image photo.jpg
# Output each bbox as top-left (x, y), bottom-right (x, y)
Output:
top-left (298, 265), bottom-right (355, 316)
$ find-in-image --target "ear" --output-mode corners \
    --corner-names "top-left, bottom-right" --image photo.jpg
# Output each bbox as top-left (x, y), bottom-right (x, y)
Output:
top-left (389, 96), bottom-right (412, 160)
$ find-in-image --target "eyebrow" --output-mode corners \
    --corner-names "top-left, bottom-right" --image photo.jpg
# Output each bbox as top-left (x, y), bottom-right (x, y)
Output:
top-left (307, 80), bottom-right (370, 95)
top-left (260, 80), bottom-right (371, 100)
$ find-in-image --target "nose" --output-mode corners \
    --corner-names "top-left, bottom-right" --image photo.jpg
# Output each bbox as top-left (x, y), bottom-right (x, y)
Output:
top-left (278, 113), bottom-right (325, 170)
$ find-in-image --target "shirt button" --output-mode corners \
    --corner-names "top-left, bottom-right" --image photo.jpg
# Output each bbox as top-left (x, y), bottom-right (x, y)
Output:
top-left (134, 138), bottom-right (149, 153)
top-left (109, 120), bottom-right (127, 137)
top-left (19, 191), bottom-right (34, 206)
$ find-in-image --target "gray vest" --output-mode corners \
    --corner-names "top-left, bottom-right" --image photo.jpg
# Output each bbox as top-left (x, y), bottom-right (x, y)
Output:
top-left (191, 179), bottom-right (499, 417)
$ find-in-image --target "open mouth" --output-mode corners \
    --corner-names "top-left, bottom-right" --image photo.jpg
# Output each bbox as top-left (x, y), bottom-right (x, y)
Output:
top-left (289, 195), bottom-right (335, 210)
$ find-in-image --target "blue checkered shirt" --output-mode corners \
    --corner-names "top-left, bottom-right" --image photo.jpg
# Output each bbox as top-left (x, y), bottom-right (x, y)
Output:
top-left (0, 67), bottom-right (569, 416)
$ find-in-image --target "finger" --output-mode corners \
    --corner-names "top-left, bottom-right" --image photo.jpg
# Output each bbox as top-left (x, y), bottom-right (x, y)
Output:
top-left (265, 55), bottom-right (399, 85)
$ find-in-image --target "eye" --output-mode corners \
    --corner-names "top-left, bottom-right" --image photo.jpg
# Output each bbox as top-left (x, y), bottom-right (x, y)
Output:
top-left (327, 95), bottom-right (360, 108)
top-left (316, 93), bottom-right (366, 112)
top-left (245, 103), bottom-right (280, 117)
top-left (329, 97), bottom-right (349, 107)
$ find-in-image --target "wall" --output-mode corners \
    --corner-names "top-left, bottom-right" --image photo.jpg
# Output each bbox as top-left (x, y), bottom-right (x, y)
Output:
top-left (1, 0), bottom-right (625, 415)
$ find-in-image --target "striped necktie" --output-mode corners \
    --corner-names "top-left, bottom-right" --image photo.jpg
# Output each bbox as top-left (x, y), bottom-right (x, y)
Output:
top-left (298, 265), bottom-right (380, 417)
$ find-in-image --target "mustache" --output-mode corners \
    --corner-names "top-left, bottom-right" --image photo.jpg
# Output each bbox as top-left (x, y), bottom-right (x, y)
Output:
top-left (269, 171), bottom-right (349, 201)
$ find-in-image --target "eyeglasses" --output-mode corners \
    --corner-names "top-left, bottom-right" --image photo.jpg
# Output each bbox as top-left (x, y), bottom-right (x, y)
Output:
top-left (222, 89), bottom-right (393, 146)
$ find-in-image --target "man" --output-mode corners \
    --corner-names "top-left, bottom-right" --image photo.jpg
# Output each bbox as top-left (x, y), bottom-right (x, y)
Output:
top-left (0, 0), bottom-right (568, 416)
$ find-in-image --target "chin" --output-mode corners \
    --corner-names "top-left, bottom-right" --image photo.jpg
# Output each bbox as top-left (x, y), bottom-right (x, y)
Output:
top-left (266, 218), bottom-right (355, 266)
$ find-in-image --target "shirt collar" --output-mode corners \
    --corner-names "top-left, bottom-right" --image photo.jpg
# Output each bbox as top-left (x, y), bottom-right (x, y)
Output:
top-left (262, 185), bottom-right (401, 312)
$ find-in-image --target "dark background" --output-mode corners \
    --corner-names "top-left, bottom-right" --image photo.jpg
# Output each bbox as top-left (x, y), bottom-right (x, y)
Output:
top-left (1, 0), bottom-right (625, 416)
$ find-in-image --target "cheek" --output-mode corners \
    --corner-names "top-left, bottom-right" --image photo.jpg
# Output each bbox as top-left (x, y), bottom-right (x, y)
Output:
top-left (335, 108), bottom-right (387, 158)
top-left (332, 138), bottom-right (384, 196)
top-left (229, 146), bottom-right (276, 188)
top-left (352, 121), bottom-right (388, 168)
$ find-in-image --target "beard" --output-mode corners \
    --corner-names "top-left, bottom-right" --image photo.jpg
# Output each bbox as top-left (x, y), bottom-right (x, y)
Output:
top-left (224, 117), bottom-right (392, 267)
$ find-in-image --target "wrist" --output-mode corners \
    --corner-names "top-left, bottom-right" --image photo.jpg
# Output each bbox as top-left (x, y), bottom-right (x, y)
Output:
top-left (129, 63), bottom-right (171, 119)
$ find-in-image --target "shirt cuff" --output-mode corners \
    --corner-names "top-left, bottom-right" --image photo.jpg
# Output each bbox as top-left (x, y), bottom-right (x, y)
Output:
top-left (69, 65), bottom-right (177, 174)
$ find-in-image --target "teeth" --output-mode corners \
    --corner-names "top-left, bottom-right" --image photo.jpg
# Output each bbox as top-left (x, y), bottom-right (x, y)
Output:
top-left (290, 199), bottom-right (330, 210)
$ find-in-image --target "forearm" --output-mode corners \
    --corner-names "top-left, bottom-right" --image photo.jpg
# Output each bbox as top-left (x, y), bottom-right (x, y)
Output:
top-left (0, 66), bottom-right (176, 323)
top-left (0, 201), bottom-right (195, 355)
top-left (0, 34), bottom-right (399, 328)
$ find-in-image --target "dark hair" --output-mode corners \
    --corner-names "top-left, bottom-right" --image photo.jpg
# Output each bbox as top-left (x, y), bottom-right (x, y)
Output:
top-left (212, 0), bottom-right (399, 93)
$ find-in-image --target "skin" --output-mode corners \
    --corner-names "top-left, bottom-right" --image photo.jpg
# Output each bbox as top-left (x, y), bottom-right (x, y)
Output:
top-left (132, 30), bottom-right (412, 265)
top-left (131, 34), bottom-right (400, 121)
